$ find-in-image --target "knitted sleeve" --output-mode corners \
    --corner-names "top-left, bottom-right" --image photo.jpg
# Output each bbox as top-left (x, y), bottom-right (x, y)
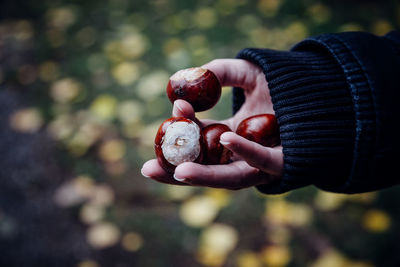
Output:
top-left (233, 31), bottom-right (400, 194)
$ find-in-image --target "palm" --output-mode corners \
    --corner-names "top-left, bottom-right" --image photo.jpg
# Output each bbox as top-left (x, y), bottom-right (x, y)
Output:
top-left (224, 70), bottom-right (274, 131)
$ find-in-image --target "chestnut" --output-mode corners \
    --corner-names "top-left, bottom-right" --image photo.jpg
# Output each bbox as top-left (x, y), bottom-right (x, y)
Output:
top-left (155, 117), bottom-right (205, 173)
top-left (202, 123), bottom-right (232, 165)
top-left (166, 67), bottom-right (221, 112)
top-left (236, 114), bottom-right (280, 147)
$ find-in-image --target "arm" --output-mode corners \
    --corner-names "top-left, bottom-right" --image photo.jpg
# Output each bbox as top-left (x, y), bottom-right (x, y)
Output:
top-left (142, 31), bottom-right (400, 194)
top-left (234, 31), bottom-right (400, 193)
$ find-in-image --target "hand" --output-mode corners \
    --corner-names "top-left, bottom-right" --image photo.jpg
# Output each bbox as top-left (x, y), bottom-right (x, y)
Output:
top-left (141, 59), bottom-right (284, 190)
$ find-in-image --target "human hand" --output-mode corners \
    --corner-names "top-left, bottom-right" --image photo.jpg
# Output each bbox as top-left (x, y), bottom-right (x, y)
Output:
top-left (141, 59), bottom-right (284, 190)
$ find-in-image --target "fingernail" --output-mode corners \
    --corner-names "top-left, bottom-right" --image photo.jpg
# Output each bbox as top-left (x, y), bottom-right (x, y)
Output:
top-left (141, 168), bottom-right (151, 178)
top-left (219, 133), bottom-right (231, 145)
top-left (174, 100), bottom-right (184, 115)
top-left (173, 174), bottom-right (186, 182)
top-left (220, 140), bottom-right (230, 145)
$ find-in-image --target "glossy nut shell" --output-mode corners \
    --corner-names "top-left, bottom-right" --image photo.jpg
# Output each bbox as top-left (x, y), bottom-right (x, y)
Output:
top-left (166, 67), bottom-right (221, 112)
top-left (236, 114), bottom-right (280, 147)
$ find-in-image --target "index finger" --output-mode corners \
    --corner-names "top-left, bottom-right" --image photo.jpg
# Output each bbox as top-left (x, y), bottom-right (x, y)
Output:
top-left (202, 59), bottom-right (263, 91)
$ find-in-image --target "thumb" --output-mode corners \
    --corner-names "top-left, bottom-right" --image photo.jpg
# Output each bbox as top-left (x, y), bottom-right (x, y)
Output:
top-left (172, 99), bottom-right (222, 128)
top-left (172, 99), bottom-right (196, 119)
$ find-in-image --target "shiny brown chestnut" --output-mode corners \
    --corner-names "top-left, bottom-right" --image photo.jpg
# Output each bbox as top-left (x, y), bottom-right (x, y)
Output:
top-left (236, 114), bottom-right (280, 147)
top-left (166, 67), bottom-right (221, 112)
top-left (202, 123), bottom-right (232, 165)
top-left (155, 117), bottom-right (205, 173)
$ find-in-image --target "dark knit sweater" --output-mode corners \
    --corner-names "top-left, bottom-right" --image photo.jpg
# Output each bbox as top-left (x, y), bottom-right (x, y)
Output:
top-left (233, 31), bottom-right (400, 194)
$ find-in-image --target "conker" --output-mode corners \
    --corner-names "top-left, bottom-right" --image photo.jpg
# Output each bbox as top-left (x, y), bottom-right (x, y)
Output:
top-left (154, 114), bottom-right (279, 172)
top-left (236, 114), bottom-right (280, 147)
top-left (155, 118), bottom-right (233, 172)
top-left (202, 123), bottom-right (232, 165)
top-left (155, 117), bottom-right (205, 173)
top-left (166, 67), bottom-right (221, 112)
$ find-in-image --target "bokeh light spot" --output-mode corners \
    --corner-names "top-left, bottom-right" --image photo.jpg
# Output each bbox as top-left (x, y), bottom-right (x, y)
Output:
top-left (265, 199), bottom-right (312, 226)
top-left (112, 62), bottom-right (140, 86)
top-left (180, 195), bottom-right (219, 228)
top-left (14, 20), bottom-right (34, 40)
top-left (314, 191), bottom-right (347, 211)
top-left (362, 209), bottom-right (391, 233)
top-left (260, 245), bottom-right (291, 267)
top-left (99, 139), bottom-right (126, 163)
top-left (136, 70), bottom-right (169, 100)
top-left (200, 223), bottom-right (238, 253)
top-left (371, 20), bottom-right (394, 36)
top-left (194, 8), bottom-right (217, 29)
top-left (10, 108), bottom-right (43, 133)
top-left (90, 94), bottom-right (118, 121)
top-left (80, 203), bottom-right (105, 225)
top-left (87, 222), bottom-right (121, 249)
top-left (46, 7), bottom-right (77, 29)
top-left (307, 4), bottom-right (332, 24)
top-left (120, 33), bottom-right (149, 60)
top-left (197, 223), bottom-right (238, 266)
top-left (236, 251), bottom-right (262, 267)
top-left (117, 100), bottom-right (144, 124)
top-left (77, 260), bottom-right (100, 267)
top-left (165, 185), bottom-right (194, 201)
top-left (258, 0), bottom-right (282, 17)
top-left (50, 78), bottom-right (83, 103)
top-left (121, 232), bottom-right (144, 252)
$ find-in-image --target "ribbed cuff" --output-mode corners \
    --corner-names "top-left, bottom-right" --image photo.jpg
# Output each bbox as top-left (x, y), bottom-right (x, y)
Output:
top-left (234, 48), bottom-right (355, 194)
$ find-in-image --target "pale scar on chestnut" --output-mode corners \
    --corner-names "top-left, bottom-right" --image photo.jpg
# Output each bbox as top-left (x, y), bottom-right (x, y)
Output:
top-left (156, 118), bottom-right (203, 171)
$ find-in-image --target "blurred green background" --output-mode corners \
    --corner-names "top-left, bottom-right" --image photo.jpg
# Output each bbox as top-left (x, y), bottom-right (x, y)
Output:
top-left (0, 0), bottom-right (399, 266)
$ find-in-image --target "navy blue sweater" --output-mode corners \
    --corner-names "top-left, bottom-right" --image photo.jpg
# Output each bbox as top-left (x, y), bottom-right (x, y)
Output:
top-left (233, 31), bottom-right (400, 194)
